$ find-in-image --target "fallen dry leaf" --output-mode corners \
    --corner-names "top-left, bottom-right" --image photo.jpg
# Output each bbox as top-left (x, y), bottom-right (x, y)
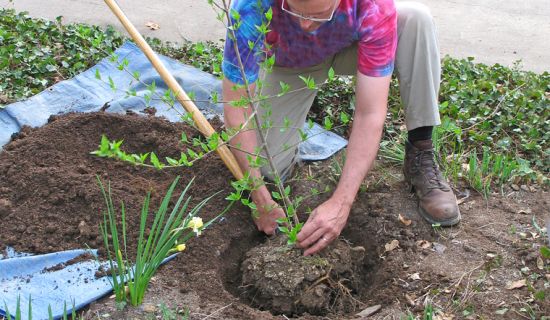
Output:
top-left (145, 21), bottom-right (160, 30)
top-left (356, 304), bottom-right (381, 317)
top-left (416, 240), bottom-right (431, 249)
top-left (517, 208), bottom-right (532, 214)
top-left (404, 293), bottom-right (416, 306)
top-left (409, 273), bottom-right (421, 281)
top-left (506, 279), bottom-right (526, 290)
top-left (537, 256), bottom-right (544, 270)
top-left (384, 239), bottom-right (399, 252)
top-left (398, 213), bottom-right (412, 226)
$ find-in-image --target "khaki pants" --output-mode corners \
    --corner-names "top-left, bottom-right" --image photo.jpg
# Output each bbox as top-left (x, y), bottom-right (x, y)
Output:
top-left (256, 2), bottom-right (441, 180)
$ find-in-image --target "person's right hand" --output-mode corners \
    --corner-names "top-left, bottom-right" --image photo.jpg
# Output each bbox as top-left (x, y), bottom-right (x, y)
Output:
top-left (251, 190), bottom-right (286, 235)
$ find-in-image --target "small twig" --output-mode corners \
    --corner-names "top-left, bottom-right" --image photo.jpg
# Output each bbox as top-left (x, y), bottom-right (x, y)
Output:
top-left (200, 303), bottom-right (233, 320)
top-left (445, 262), bottom-right (484, 309)
top-left (476, 222), bottom-right (508, 230)
top-left (511, 309), bottom-right (531, 320)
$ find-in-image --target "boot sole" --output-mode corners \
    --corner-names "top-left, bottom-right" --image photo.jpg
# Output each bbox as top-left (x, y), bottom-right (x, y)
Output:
top-left (407, 181), bottom-right (462, 227)
top-left (418, 204), bottom-right (461, 227)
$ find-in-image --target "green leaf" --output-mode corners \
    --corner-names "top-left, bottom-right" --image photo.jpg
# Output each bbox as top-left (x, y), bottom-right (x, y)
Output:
top-left (271, 191), bottom-right (282, 200)
top-left (181, 132), bottom-right (188, 143)
top-left (541, 246), bottom-right (550, 259)
top-left (266, 55), bottom-right (275, 68)
top-left (298, 75), bottom-right (316, 90)
top-left (287, 204), bottom-right (296, 216)
top-left (165, 157), bottom-right (179, 166)
top-left (281, 117), bottom-right (290, 132)
top-left (108, 76), bottom-right (116, 91)
top-left (187, 149), bottom-right (198, 159)
top-left (95, 68), bottom-right (101, 80)
top-left (265, 7), bottom-right (273, 21)
top-left (100, 135), bottom-right (109, 152)
top-left (323, 116), bottom-right (333, 130)
top-left (298, 129), bottom-right (308, 141)
top-left (221, 131), bottom-right (229, 142)
top-left (230, 9), bottom-right (240, 21)
top-left (340, 112), bottom-right (350, 124)
top-left (226, 192), bottom-right (241, 201)
top-left (140, 153), bottom-right (150, 163)
top-left (278, 226), bottom-right (289, 234)
top-left (328, 67), bottom-right (335, 80)
top-left (150, 152), bottom-right (163, 169)
top-left (211, 91), bottom-right (219, 103)
top-left (279, 81), bottom-right (290, 96)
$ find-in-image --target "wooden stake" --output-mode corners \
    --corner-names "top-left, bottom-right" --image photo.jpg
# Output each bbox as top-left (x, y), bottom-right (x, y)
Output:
top-left (104, 0), bottom-right (244, 180)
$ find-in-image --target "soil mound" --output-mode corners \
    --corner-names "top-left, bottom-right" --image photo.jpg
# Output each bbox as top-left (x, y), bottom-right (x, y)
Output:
top-left (0, 112), bottom-right (231, 256)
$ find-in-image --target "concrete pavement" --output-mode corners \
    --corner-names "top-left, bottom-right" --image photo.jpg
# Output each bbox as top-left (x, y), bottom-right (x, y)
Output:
top-left (1, 0), bottom-right (548, 73)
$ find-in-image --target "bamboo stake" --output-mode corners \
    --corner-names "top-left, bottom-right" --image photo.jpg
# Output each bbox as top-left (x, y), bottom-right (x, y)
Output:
top-left (104, 0), bottom-right (244, 180)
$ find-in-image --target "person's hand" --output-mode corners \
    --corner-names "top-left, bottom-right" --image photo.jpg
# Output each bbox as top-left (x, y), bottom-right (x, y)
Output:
top-left (251, 190), bottom-right (286, 235)
top-left (296, 197), bottom-right (351, 256)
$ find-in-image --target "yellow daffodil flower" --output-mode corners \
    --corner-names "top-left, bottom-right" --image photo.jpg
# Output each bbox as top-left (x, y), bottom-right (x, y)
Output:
top-left (176, 243), bottom-right (186, 252)
top-left (187, 217), bottom-right (204, 235)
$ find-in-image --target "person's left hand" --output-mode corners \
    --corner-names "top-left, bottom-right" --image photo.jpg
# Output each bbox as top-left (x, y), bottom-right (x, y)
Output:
top-left (296, 197), bottom-right (351, 256)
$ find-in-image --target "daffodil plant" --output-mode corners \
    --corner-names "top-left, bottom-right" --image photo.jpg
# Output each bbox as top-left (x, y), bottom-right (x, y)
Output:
top-left (97, 176), bottom-right (219, 307)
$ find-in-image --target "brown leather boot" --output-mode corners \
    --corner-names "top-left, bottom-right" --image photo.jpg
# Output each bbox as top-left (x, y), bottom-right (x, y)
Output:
top-left (404, 139), bottom-right (461, 226)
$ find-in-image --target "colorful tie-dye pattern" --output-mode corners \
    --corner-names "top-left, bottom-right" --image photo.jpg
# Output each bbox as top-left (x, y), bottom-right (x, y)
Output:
top-left (223, 0), bottom-right (397, 84)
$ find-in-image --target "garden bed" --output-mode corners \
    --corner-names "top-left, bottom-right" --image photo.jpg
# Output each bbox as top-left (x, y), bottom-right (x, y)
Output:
top-left (0, 112), bottom-right (548, 319)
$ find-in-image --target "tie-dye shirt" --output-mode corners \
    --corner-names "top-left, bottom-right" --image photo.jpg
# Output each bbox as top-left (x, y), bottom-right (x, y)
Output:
top-left (222, 0), bottom-right (397, 84)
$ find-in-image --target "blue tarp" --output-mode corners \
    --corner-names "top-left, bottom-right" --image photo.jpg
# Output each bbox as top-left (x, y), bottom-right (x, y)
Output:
top-left (0, 41), bottom-right (348, 319)
top-left (0, 249), bottom-right (111, 320)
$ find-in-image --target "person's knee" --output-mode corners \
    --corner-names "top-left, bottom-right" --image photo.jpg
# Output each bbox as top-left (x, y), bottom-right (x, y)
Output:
top-left (397, 2), bottom-right (434, 30)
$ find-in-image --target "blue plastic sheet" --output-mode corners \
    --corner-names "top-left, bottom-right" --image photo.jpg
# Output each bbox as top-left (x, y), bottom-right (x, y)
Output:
top-left (0, 248), bottom-right (179, 320)
top-left (0, 249), bottom-right (111, 320)
top-left (0, 41), bottom-right (348, 319)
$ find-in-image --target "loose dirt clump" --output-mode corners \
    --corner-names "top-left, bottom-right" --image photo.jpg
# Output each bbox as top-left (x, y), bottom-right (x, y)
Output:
top-left (241, 237), bottom-right (365, 315)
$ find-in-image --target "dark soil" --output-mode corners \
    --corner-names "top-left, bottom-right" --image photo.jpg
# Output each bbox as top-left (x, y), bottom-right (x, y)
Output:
top-left (0, 112), bottom-right (548, 319)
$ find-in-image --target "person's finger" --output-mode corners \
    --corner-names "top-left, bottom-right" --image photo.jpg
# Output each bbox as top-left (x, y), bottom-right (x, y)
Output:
top-left (297, 227), bottom-right (325, 249)
top-left (296, 210), bottom-right (319, 242)
top-left (303, 236), bottom-right (330, 256)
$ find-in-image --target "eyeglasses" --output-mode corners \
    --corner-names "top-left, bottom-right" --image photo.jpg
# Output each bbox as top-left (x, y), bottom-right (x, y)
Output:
top-left (281, 0), bottom-right (338, 22)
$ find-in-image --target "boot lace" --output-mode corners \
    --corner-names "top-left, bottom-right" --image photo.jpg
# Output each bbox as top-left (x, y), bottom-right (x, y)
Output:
top-left (413, 149), bottom-right (450, 191)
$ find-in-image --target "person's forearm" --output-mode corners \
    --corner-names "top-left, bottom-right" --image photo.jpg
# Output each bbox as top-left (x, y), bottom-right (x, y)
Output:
top-left (332, 109), bottom-right (385, 205)
top-left (222, 78), bottom-right (271, 201)
top-left (332, 73), bottom-right (390, 206)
